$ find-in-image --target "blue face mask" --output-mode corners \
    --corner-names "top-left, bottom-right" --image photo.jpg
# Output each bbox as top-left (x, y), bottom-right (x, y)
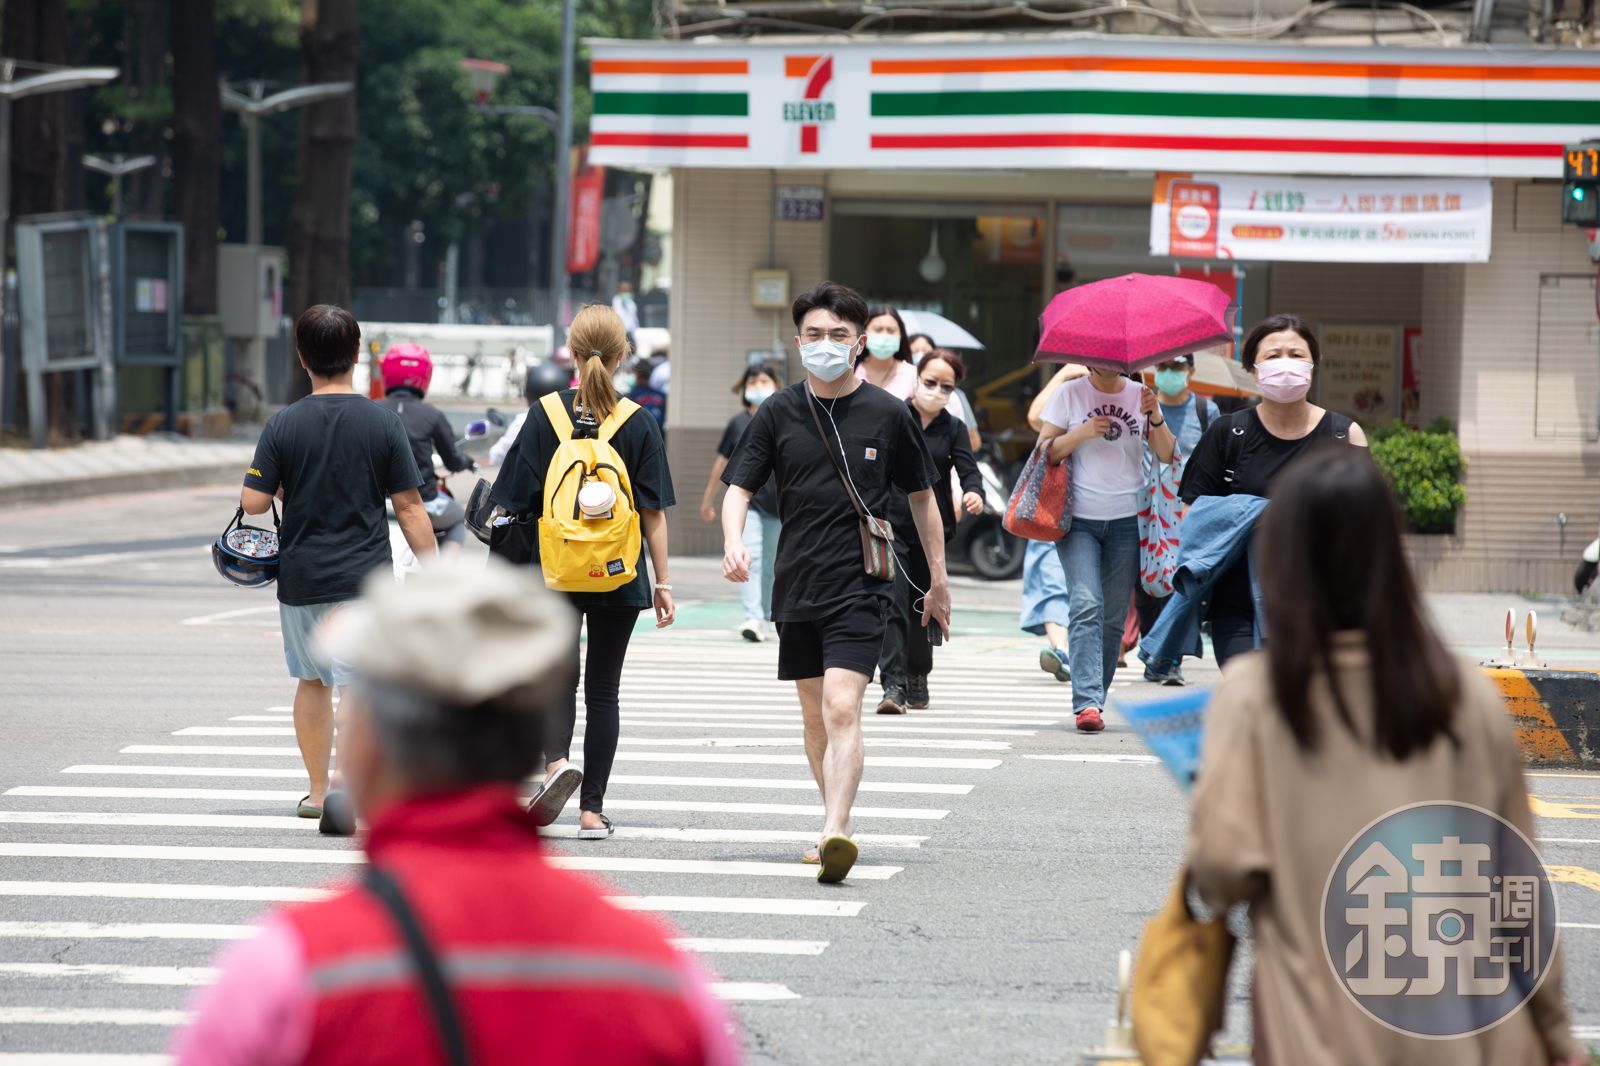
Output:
top-left (800, 339), bottom-right (855, 382)
top-left (1154, 368), bottom-right (1189, 397)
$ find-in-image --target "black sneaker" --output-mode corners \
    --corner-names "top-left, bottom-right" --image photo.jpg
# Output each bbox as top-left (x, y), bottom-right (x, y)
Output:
top-left (1143, 662), bottom-right (1187, 687)
top-left (907, 676), bottom-right (929, 710)
top-left (876, 686), bottom-right (907, 715)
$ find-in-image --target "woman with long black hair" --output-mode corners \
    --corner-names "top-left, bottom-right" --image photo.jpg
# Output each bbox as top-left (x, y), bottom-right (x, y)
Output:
top-left (1186, 446), bottom-right (1582, 1066)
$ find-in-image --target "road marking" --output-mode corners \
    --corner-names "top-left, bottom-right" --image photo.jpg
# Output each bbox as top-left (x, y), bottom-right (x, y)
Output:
top-left (12, 775), bottom-right (975, 798)
top-left (0, 547), bottom-right (196, 571)
top-left (612, 896), bottom-right (866, 917)
top-left (0, 843), bottom-right (904, 880)
top-left (0, 1049), bottom-right (172, 1056)
top-left (0, 921), bottom-right (828, 955)
top-left (178, 605), bottom-right (279, 627)
top-left (0, 806), bottom-right (943, 828)
top-left (710, 982), bottom-right (800, 1001)
top-left (1561, 923), bottom-right (1600, 930)
top-left (0, 882), bottom-right (867, 917)
top-left (552, 827), bottom-right (927, 846)
top-left (0, 963), bottom-right (212, 986)
top-left (0, 880), bottom-right (331, 902)
top-left (227, 714), bottom-right (1045, 734)
top-left (1530, 798), bottom-right (1600, 820)
top-left (1547, 865), bottom-right (1600, 892)
top-left (0, 921), bottom-right (254, 941)
top-left (143, 736), bottom-right (1013, 753)
top-left (110, 750), bottom-right (999, 770)
top-left (1023, 753), bottom-right (1160, 765)
top-left (1541, 838), bottom-right (1600, 845)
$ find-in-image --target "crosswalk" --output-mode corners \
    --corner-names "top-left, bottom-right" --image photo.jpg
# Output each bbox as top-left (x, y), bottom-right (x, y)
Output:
top-left (0, 624), bottom-right (1081, 1062)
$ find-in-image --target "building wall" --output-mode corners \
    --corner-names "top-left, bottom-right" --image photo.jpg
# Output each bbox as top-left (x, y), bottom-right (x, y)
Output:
top-left (667, 168), bottom-right (826, 556)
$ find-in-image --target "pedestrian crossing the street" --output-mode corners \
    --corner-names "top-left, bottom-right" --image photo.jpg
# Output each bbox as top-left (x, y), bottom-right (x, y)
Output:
top-left (0, 627), bottom-right (1082, 1062)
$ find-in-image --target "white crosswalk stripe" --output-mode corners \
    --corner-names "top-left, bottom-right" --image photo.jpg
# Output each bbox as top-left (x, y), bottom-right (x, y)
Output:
top-left (0, 626), bottom-right (1085, 1057)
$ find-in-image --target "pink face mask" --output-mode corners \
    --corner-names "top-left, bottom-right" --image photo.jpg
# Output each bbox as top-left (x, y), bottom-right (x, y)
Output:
top-left (1255, 358), bottom-right (1314, 403)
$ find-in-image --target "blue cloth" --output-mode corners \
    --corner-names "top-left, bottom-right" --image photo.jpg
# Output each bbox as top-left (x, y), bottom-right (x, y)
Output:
top-left (280, 601), bottom-right (355, 687)
top-left (1137, 494), bottom-right (1269, 670)
top-left (1113, 689), bottom-right (1209, 791)
top-left (1019, 538), bottom-right (1070, 636)
top-left (739, 510), bottom-right (782, 623)
top-left (1161, 394), bottom-right (1215, 466)
top-left (1059, 516), bottom-right (1140, 713)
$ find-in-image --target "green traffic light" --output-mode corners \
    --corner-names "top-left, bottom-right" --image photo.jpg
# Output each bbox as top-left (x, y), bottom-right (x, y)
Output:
top-left (1576, 187), bottom-right (1588, 201)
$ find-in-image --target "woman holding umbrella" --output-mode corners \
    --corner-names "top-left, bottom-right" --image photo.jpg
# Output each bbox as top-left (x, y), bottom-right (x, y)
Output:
top-left (1038, 367), bottom-right (1174, 731)
top-left (1030, 273), bottom-right (1227, 732)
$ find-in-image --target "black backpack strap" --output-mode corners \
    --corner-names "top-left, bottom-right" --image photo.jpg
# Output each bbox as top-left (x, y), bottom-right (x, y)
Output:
top-left (362, 867), bottom-right (472, 1066)
top-left (1196, 397), bottom-right (1211, 435)
top-left (1220, 411), bottom-right (1249, 487)
top-left (1329, 412), bottom-right (1354, 442)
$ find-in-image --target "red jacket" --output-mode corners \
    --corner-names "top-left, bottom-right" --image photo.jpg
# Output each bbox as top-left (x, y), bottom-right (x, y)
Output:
top-left (283, 786), bottom-right (718, 1066)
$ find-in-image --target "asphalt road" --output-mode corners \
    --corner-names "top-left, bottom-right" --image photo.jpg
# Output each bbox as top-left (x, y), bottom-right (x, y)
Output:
top-left (1, 480), bottom-right (1597, 1064)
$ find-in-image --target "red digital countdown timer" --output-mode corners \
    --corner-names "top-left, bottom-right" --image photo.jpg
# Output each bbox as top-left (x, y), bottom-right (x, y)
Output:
top-left (1566, 142), bottom-right (1600, 181)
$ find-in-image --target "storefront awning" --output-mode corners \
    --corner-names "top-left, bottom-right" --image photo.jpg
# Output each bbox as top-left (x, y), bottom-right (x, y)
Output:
top-left (586, 35), bottom-right (1600, 177)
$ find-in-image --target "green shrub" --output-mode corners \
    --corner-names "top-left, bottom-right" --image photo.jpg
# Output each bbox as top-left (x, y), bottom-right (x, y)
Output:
top-left (1367, 418), bottom-right (1467, 534)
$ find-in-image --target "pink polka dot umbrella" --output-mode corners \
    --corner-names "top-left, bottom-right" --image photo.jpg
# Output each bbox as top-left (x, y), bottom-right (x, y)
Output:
top-left (1035, 273), bottom-right (1235, 372)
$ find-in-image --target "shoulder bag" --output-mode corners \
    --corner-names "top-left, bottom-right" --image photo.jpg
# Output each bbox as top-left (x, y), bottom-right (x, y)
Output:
top-left (1003, 440), bottom-right (1072, 542)
top-left (804, 389), bottom-right (897, 583)
top-left (1131, 866), bottom-right (1235, 1066)
top-left (363, 866), bottom-right (472, 1066)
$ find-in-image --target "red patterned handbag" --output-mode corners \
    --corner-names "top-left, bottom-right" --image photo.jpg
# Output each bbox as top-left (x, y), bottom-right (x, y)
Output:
top-left (1003, 441), bottom-right (1072, 542)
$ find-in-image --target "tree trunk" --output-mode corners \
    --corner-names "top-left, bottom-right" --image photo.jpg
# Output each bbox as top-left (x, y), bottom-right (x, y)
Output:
top-left (124, 0), bottom-right (170, 219)
top-left (284, 0), bottom-right (359, 403)
top-left (4, 0), bottom-right (74, 218)
top-left (171, 0), bottom-right (221, 314)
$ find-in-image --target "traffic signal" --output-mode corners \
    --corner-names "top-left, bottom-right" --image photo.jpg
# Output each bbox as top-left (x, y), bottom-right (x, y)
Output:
top-left (1564, 142), bottom-right (1600, 225)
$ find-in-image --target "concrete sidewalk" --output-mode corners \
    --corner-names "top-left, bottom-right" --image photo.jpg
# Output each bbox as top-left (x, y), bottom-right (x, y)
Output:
top-left (0, 434), bottom-right (258, 507)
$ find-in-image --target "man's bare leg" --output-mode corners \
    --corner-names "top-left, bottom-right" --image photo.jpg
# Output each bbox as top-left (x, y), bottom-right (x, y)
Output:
top-left (292, 679), bottom-right (334, 806)
top-left (795, 677), bottom-right (827, 795)
top-left (819, 667), bottom-right (869, 840)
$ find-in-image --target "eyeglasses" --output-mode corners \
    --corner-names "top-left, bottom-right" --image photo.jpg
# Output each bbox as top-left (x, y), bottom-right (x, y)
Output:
top-left (920, 378), bottom-right (957, 395)
top-left (800, 328), bottom-right (858, 344)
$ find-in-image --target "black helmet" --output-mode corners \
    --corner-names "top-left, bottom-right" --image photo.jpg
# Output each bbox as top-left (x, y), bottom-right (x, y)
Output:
top-left (525, 361), bottom-right (570, 404)
top-left (213, 506), bottom-right (281, 588)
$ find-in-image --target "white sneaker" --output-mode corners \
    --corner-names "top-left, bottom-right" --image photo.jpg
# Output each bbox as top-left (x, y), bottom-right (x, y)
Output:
top-left (739, 620), bottom-right (764, 643)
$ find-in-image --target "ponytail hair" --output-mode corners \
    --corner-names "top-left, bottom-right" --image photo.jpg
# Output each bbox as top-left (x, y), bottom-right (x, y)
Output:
top-left (566, 304), bottom-right (631, 422)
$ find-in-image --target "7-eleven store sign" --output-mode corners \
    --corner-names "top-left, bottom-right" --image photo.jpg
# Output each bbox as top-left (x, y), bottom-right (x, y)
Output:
top-left (782, 55), bottom-right (835, 154)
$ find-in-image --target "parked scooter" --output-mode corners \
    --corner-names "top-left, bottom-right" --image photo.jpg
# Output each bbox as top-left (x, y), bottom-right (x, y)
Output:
top-left (389, 411), bottom-right (507, 576)
top-left (951, 433), bottom-right (1025, 581)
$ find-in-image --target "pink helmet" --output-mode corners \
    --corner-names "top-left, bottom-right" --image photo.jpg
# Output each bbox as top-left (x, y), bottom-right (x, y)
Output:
top-left (380, 343), bottom-right (433, 395)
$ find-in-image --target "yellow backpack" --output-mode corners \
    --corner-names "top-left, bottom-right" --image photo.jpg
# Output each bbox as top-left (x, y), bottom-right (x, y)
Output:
top-left (537, 392), bottom-right (643, 593)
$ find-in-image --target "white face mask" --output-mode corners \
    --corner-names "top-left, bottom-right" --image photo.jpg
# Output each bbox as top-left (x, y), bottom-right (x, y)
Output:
top-left (745, 385), bottom-right (775, 407)
top-left (915, 382), bottom-right (951, 413)
top-left (800, 339), bottom-right (855, 382)
top-left (1255, 358), bottom-right (1314, 403)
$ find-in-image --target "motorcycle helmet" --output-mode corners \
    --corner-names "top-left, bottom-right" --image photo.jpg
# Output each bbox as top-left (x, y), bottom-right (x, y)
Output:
top-left (213, 506), bottom-right (281, 588)
top-left (380, 343), bottom-right (433, 395)
top-left (525, 360), bottom-right (570, 403)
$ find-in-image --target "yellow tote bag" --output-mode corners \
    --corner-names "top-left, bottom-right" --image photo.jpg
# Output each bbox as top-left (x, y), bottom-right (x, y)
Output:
top-left (1131, 867), bottom-right (1236, 1066)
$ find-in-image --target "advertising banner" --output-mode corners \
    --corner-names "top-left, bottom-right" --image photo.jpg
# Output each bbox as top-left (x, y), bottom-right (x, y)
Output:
top-left (1151, 173), bottom-right (1492, 263)
top-left (1320, 324), bottom-right (1401, 423)
top-left (567, 166), bottom-right (606, 275)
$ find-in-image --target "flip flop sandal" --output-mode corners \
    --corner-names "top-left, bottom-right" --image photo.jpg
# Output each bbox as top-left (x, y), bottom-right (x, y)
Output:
top-left (816, 835), bottom-right (859, 885)
top-left (296, 795), bottom-right (322, 819)
top-left (801, 847), bottom-right (821, 865)
top-left (576, 814), bottom-right (614, 840)
top-left (527, 765), bottom-right (584, 828)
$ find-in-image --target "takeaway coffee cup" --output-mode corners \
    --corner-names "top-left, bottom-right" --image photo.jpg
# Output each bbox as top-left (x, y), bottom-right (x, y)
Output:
top-left (578, 481), bottom-right (616, 519)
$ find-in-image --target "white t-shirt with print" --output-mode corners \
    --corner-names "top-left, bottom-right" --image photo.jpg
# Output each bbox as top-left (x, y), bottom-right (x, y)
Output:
top-left (1040, 375), bottom-right (1148, 521)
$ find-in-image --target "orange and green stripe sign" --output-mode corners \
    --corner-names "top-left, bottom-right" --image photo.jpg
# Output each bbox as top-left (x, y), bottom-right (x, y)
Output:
top-left (587, 41), bottom-right (1600, 175)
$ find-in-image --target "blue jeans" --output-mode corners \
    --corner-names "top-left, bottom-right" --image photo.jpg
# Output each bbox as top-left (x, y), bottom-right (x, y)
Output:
top-left (740, 510), bottom-right (782, 622)
top-left (1057, 516), bottom-right (1140, 714)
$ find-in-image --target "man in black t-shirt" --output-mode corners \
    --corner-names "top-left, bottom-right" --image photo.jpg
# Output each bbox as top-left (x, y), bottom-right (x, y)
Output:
top-left (721, 281), bottom-right (950, 885)
top-left (241, 305), bottom-right (437, 835)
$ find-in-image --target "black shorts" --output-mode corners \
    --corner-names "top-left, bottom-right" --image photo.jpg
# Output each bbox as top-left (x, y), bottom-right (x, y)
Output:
top-left (776, 595), bottom-right (887, 681)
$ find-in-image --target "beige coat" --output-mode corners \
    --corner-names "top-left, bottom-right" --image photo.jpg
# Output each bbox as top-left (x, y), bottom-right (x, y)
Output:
top-left (1187, 637), bottom-right (1580, 1065)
